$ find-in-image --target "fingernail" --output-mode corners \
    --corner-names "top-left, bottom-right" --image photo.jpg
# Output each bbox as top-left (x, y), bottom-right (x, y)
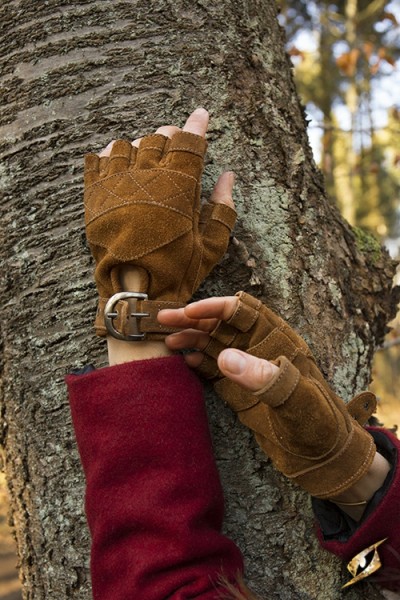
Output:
top-left (194, 107), bottom-right (207, 114)
top-left (222, 350), bottom-right (247, 375)
top-left (227, 171), bottom-right (235, 184)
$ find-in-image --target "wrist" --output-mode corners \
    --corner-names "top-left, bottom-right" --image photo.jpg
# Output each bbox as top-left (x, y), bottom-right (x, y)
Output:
top-left (107, 336), bottom-right (172, 366)
top-left (107, 266), bottom-right (172, 365)
top-left (328, 451), bottom-right (390, 520)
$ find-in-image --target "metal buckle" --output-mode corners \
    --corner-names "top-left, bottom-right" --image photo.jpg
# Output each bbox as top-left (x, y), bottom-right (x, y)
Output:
top-left (104, 292), bottom-right (150, 341)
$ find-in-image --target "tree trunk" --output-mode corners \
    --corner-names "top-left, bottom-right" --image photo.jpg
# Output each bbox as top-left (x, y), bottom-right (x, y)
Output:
top-left (0, 1), bottom-right (397, 598)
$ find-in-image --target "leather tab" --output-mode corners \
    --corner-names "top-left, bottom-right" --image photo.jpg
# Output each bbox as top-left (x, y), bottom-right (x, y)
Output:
top-left (167, 131), bottom-right (207, 158)
top-left (196, 355), bottom-right (220, 380)
top-left (255, 356), bottom-right (300, 407)
top-left (209, 320), bottom-right (237, 347)
top-left (347, 392), bottom-right (377, 425)
top-left (227, 293), bottom-right (261, 332)
top-left (250, 328), bottom-right (299, 362)
top-left (203, 337), bottom-right (227, 360)
top-left (209, 203), bottom-right (237, 230)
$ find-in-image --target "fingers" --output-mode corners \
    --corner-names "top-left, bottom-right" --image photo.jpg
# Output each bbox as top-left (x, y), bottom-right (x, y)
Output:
top-left (218, 349), bottom-right (279, 393)
top-left (184, 296), bottom-right (238, 321)
top-left (98, 140), bottom-right (115, 157)
top-left (132, 137), bottom-right (143, 149)
top-left (209, 171), bottom-right (235, 208)
top-left (184, 352), bottom-right (205, 368)
top-left (159, 297), bottom-right (238, 342)
top-left (108, 139), bottom-right (135, 175)
top-left (97, 108), bottom-right (207, 158)
top-left (199, 170), bottom-right (236, 234)
top-left (134, 126), bottom-right (180, 169)
top-left (84, 153), bottom-right (100, 186)
top-left (155, 125), bottom-right (180, 138)
top-left (158, 305), bottom-right (219, 331)
top-left (182, 107), bottom-right (209, 137)
top-left (160, 297), bottom-right (239, 352)
top-left (165, 329), bottom-right (211, 351)
top-left (92, 108), bottom-right (208, 183)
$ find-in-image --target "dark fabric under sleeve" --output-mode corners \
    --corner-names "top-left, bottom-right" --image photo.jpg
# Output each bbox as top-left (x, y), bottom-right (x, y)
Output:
top-left (314, 427), bottom-right (400, 591)
top-left (66, 355), bottom-right (244, 600)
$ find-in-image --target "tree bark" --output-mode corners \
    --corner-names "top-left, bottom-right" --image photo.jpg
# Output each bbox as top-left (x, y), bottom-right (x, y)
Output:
top-left (0, 1), bottom-right (397, 598)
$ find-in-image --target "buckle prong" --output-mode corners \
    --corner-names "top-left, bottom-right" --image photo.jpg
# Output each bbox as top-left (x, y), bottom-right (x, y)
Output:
top-left (104, 292), bottom-right (150, 341)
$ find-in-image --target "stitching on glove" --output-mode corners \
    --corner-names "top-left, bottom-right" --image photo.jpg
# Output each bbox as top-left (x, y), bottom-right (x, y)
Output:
top-left (89, 225), bottom-right (192, 261)
top-left (249, 328), bottom-right (299, 362)
top-left (190, 239), bottom-right (204, 295)
top-left (267, 376), bottom-right (341, 460)
top-left (86, 200), bottom-right (193, 226)
top-left (109, 154), bottom-right (132, 161)
top-left (162, 169), bottom-right (199, 194)
top-left (289, 430), bottom-right (374, 495)
top-left (211, 215), bottom-right (237, 229)
top-left (86, 185), bottom-right (192, 218)
top-left (256, 360), bottom-right (300, 406)
top-left (169, 146), bottom-right (205, 156)
top-left (228, 301), bottom-right (259, 331)
top-left (314, 436), bottom-right (375, 497)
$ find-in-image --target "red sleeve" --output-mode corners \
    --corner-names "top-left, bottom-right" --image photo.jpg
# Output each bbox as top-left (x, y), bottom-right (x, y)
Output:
top-left (65, 355), bottom-right (244, 600)
top-left (316, 427), bottom-right (400, 592)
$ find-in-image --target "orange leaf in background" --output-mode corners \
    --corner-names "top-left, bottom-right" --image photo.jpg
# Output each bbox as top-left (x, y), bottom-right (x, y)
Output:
top-left (363, 42), bottom-right (374, 60)
top-left (377, 47), bottom-right (396, 67)
top-left (288, 46), bottom-right (305, 59)
top-left (336, 53), bottom-right (349, 70)
top-left (383, 55), bottom-right (396, 66)
top-left (336, 49), bottom-right (360, 76)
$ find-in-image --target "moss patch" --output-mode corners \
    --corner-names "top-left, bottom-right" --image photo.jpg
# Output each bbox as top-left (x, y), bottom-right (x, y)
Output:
top-left (352, 226), bottom-right (382, 263)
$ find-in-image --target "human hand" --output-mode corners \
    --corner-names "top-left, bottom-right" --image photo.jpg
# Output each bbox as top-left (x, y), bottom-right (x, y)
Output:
top-left (159, 293), bottom-right (377, 500)
top-left (84, 108), bottom-right (236, 340)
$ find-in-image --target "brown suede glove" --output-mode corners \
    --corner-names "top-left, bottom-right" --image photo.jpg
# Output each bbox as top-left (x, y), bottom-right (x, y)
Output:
top-left (197, 291), bottom-right (377, 499)
top-left (84, 132), bottom-right (236, 339)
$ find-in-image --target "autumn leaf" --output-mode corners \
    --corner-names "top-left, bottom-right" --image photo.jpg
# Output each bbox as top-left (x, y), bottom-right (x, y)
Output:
top-left (288, 46), bottom-right (305, 59)
top-left (377, 47), bottom-right (396, 67)
top-left (336, 48), bottom-right (360, 76)
top-left (363, 42), bottom-right (374, 60)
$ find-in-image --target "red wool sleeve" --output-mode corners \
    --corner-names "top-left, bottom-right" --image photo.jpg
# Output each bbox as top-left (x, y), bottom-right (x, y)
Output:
top-left (65, 355), bottom-right (244, 600)
top-left (317, 427), bottom-right (400, 592)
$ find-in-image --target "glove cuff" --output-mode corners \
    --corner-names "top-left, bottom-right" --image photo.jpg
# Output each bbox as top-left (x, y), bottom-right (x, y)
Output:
top-left (290, 422), bottom-right (376, 499)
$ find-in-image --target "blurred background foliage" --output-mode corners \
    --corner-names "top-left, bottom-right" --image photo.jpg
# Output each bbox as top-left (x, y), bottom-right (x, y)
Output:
top-left (277, 0), bottom-right (400, 429)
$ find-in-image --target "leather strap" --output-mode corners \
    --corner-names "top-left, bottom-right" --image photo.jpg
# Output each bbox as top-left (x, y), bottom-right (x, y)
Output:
top-left (95, 296), bottom-right (185, 340)
top-left (347, 391), bottom-right (377, 425)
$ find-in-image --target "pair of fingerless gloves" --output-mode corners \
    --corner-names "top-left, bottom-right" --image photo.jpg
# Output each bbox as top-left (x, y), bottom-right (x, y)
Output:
top-left (83, 130), bottom-right (376, 500)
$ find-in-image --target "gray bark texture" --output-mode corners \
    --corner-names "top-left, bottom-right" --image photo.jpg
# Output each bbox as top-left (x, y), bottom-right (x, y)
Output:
top-left (0, 1), bottom-right (398, 598)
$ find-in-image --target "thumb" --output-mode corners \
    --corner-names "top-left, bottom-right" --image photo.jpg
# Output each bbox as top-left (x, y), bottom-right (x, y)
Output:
top-left (218, 349), bottom-right (279, 393)
top-left (209, 171), bottom-right (235, 208)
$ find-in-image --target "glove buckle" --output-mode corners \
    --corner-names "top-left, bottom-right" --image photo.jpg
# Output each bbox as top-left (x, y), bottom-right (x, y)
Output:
top-left (104, 292), bottom-right (150, 341)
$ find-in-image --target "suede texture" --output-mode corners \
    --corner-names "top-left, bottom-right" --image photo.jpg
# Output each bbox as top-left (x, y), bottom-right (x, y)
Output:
top-left (199, 291), bottom-right (376, 499)
top-left (84, 133), bottom-right (236, 337)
